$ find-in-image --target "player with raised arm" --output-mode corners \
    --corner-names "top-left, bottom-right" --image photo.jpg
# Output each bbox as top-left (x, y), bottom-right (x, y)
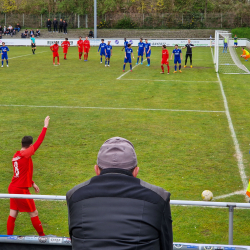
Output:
top-left (77, 36), bottom-right (84, 60)
top-left (121, 38), bottom-right (128, 51)
top-left (171, 44), bottom-right (182, 73)
top-left (0, 42), bottom-right (9, 67)
top-left (123, 44), bottom-right (134, 72)
top-left (136, 38), bottom-right (145, 65)
top-left (160, 45), bottom-right (170, 74)
top-left (144, 39), bottom-right (151, 67)
top-left (223, 37), bottom-right (228, 53)
top-left (105, 41), bottom-right (112, 67)
top-left (61, 38), bottom-right (70, 60)
top-left (234, 34), bottom-right (238, 48)
top-left (83, 36), bottom-right (90, 61)
top-left (182, 39), bottom-right (195, 68)
top-left (240, 47), bottom-right (250, 61)
top-left (50, 41), bottom-right (60, 65)
top-left (98, 39), bottom-right (106, 64)
top-left (31, 35), bottom-right (36, 55)
top-left (7, 116), bottom-right (50, 236)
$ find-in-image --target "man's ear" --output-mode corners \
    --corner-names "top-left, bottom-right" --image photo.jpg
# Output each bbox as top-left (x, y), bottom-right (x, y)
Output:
top-left (94, 165), bottom-right (101, 176)
top-left (132, 166), bottom-right (139, 177)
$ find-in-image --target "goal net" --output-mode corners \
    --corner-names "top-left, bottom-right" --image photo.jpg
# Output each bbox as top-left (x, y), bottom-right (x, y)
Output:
top-left (214, 30), bottom-right (250, 74)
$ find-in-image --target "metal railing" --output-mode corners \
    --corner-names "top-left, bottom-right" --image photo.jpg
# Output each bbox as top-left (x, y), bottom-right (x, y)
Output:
top-left (1, 193), bottom-right (250, 245)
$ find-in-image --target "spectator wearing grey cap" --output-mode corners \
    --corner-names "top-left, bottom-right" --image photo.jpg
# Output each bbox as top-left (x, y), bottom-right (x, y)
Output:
top-left (66, 137), bottom-right (173, 250)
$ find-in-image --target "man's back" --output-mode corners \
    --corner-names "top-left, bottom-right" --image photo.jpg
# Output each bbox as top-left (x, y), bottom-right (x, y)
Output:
top-left (67, 168), bottom-right (172, 250)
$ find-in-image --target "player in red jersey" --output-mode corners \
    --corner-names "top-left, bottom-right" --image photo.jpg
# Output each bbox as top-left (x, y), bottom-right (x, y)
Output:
top-left (83, 36), bottom-right (90, 61)
top-left (50, 41), bottom-right (60, 65)
top-left (77, 36), bottom-right (84, 60)
top-left (7, 116), bottom-right (50, 236)
top-left (61, 38), bottom-right (70, 60)
top-left (160, 45), bottom-right (170, 74)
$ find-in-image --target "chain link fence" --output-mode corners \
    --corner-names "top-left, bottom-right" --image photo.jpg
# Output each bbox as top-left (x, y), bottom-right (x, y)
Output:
top-left (0, 12), bottom-right (249, 29)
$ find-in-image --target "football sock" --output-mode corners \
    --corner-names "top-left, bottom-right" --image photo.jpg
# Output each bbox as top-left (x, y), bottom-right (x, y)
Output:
top-left (148, 58), bottom-right (150, 65)
top-left (6, 60), bottom-right (8, 65)
top-left (161, 65), bottom-right (164, 72)
top-left (105, 60), bottom-right (107, 65)
top-left (7, 215), bottom-right (16, 235)
top-left (167, 65), bottom-right (170, 73)
top-left (101, 57), bottom-right (102, 62)
top-left (53, 58), bottom-right (55, 64)
top-left (130, 64), bottom-right (132, 70)
top-left (31, 216), bottom-right (45, 236)
top-left (175, 65), bottom-right (177, 71)
top-left (64, 54), bottom-right (66, 59)
top-left (123, 64), bottom-right (125, 70)
top-left (179, 65), bottom-right (181, 70)
top-left (137, 57), bottom-right (139, 64)
top-left (108, 60), bottom-right (110, 65)
top-left (141, 57), bottom-right (143, 63)
top-left (34, 49), bottom-right (36, 54)
top-left (2, 61), bottom-right (3, 66)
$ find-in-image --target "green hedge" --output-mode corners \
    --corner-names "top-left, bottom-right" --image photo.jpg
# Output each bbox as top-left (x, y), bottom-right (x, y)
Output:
top-left (231, 27), bottom-right (250, 39)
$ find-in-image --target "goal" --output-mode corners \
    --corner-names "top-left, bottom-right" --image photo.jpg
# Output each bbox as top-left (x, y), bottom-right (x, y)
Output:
top-left (214, 30), bottom-right (250, 74)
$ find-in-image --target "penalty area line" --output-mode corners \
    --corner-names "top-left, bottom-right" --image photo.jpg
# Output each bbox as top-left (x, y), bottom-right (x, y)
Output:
top-left (213, 190), bottom-right (246, 200)
top-left (118, 79), bottom-right (219, 83)
top-left (0, 104), bottom-right (225, 113)
top-left (8, 51), bottom-right (48, 60)
top-left (116, 59), bottom-right (147, 80)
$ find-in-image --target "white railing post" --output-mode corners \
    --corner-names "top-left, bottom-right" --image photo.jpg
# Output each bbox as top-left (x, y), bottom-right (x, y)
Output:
top-left (228, 205), bottom-right (235, 245)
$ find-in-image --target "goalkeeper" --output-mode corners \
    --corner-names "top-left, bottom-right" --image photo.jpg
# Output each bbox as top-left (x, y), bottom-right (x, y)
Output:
top-left (240, 47), bottom-right (250, 61)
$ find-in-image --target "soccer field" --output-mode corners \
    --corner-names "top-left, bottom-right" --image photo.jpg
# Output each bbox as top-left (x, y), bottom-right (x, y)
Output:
top-left (0, 46), bottom-right (250, 244)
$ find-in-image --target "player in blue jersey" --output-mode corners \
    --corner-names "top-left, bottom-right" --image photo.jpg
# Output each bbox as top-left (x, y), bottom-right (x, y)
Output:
top-left (0, 42), bottom-right (9, 67)
top-left (105, 41), bottom-right (112, 67)
top-left (123, 44), bottom-right (134, 72)
top-left (171, 44), bottom-right (182, 73)
top-left (136, 38), bottom-right (145, 65)
top-left (98, 39), bottom-right (106, 63)
top-left (144, 39), bottom-right (151, 66)
top-left (122, 38), bottom-right (128, 51)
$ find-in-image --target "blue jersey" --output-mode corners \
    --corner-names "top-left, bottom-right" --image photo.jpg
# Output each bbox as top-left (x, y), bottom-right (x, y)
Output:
top-left (106, 45), bottom-right (112, 55)
top-left (172, 49), bottom-right (181, 59)
top-left (138, 42), bottom-right (144, 53)
top-left (98, 43), bottom-right (106, 53)
top-left (0, 46), bottom-right (9, 56)
top-left (124, 41), bottom-right (128, 49)
top-left (125, 48), bottom-right (133, 58)
top-left (144, 43), bottom-right (151, 54)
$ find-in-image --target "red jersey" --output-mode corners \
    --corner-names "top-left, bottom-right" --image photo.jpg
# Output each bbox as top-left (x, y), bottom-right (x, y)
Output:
top-left (162, 49), bottom-right (169, 60)
top-left (10, 127), bottom-right (47, 188)
top-left (61, 41), bottom-right (70, 50)
top-left (83, 40), bottom-right (90, 49)
top-left (50, 44), bottom-right (59, 53)
top-left (77, 40), bottom-right (84, 49)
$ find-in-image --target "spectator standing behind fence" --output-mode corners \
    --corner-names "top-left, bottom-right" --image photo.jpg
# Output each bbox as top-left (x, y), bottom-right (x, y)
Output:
top-left (59, 19), bottom-right (63, 33)
top-left (63, 20), bottom-right (67, 34)
top-left (66, 137), bottom-right (173, 250)
top-left (46, 19), bottom-right (51, 32)
top-left (53, 18), bottom-right (58, 32)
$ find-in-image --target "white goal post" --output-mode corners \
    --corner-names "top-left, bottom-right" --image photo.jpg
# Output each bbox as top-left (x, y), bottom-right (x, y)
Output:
top-left (214, 30), bottom-right (250, 74)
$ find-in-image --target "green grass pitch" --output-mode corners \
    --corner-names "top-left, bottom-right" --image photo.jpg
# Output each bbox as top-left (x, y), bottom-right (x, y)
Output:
top-left (0, 45), bottom-right (250, 244)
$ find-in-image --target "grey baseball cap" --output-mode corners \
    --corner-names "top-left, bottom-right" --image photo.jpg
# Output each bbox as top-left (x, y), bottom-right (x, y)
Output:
top-left (97, 137), bottom-right (137, 170)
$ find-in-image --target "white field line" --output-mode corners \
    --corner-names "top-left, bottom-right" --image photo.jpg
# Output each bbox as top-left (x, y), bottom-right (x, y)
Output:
top-left (0, 104), bottom-right (225, 113)
top-left (211, 48), bottom-right (248, 192)
top-left (118, 79), bottom-right (218, 83)
top-left (213, 190), bottom-right (246, 200)
top-left (8, 51), bottom-right (48, 60)
top-left (116, 59), bottom-right (147, 80)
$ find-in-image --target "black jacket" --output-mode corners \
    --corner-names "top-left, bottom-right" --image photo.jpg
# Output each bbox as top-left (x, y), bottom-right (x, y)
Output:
top-left (46, 20), bottom-right (51, 26)
top-left (66, 168), bottom-right (173, 250)
top-left (63, 21), bottom-right (68, 28)
top-left (53, 20), bottom-right (58, 26)
top-left (59, 21), bottom-right (63, 27)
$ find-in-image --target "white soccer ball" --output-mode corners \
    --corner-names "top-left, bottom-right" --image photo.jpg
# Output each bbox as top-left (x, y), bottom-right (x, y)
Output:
top-left (201, 190), bottom-right (213, 201)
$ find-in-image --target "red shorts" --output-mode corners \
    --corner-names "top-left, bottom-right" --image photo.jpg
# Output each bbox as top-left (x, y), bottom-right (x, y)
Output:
top-left (63, 49), bottom-right (68, 54)
top-left (78, 48), bottom-right (83, 53)
top-left (161, 59), bottom-right (169, 65)
top-left (84, 48), bottom-right (89, 53)
top-left (53, 52), bottom-right (59, 57)
top-left (8, 185), bottom-right (36, 212)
